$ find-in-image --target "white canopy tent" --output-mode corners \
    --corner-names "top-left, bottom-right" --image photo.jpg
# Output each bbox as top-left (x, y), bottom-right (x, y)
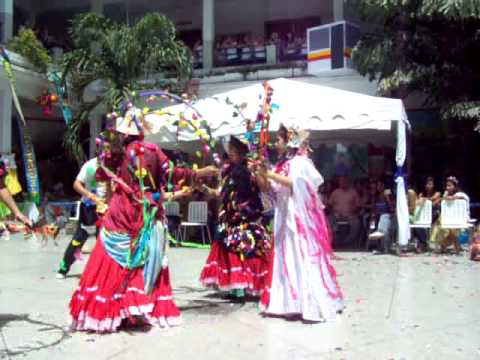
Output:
top-left (146, 78), bottom-right (411, 247)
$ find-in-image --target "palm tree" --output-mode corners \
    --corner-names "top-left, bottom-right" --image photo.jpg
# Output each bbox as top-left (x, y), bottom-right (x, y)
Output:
top-left (62, 12), bottom-right (193, 162)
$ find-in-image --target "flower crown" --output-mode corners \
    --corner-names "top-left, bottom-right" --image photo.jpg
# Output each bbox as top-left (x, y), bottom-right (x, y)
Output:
top-left (446, 176), bottom-right (459, 185)
top-left (281, 124), bottom-right (310, 150)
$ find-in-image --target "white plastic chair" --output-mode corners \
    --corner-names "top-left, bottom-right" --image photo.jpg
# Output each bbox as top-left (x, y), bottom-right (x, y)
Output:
top-left (409, 200), bottom-right (433, 248)
top-left (164, 201), bottom-right (181, 241)
top-left (69, 201), bottom-right (81, 221)
top-left (164, 201), bottom-right (180, 217)
top-left (18, 201), bottom-right (40, 223)
top-left (178, 201), bottom-right (212, 245)
top-left (47, 201), bottom-right (81, 221)
top-left (441, 199), bottom-right (470, 229)
top-left (410, 200), bottom-right (433, 229)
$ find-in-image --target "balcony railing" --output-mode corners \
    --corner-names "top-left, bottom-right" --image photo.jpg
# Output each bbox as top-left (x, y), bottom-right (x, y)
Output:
top-left (193, 43), bottom-right (308, 69)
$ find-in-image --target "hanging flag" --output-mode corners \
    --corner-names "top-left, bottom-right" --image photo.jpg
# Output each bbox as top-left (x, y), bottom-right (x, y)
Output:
top-left (15, 116), bottom-right (41, 204)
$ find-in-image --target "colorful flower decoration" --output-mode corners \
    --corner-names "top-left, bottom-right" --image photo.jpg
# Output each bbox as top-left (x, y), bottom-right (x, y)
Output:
top-left (220, 222), bottom-right (271, 260)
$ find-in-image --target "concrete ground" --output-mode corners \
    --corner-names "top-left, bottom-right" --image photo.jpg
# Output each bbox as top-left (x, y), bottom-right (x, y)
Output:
top-left (0, 234), bottom-right (479, 360)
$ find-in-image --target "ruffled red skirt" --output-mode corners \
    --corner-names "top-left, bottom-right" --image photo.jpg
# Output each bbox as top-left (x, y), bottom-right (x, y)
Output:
top-left (199, 241), bottom-right (271, 296)
top-left (69, 239), bottom-right (181, 332)
top-left (259, 246), bottom-right (274, 309)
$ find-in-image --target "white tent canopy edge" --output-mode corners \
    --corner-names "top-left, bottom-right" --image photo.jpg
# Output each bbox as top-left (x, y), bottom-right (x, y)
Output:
top-left (145, 78), bottom-right (411, 247)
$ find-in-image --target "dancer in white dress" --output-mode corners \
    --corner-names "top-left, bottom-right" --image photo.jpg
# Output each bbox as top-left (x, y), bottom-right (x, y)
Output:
top-left (257, 125), bottom-right (344, 322)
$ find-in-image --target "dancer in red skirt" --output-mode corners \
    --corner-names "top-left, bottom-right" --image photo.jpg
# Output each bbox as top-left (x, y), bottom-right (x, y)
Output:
top-left (199, 136), bottom-right (271, 299)
top-left (69, 105), bottom-right (217, 332)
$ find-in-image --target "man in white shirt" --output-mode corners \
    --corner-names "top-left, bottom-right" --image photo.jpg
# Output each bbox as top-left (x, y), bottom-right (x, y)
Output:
top-left (56, 157), bottom-right (105, 279)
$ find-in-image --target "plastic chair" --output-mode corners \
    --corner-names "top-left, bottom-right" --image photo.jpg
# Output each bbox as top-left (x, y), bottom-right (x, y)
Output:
top-left (179, 201), bottom-right (212, 245)
top-left (69, 201), bottom-right (81, 221)
top-left (164, 201), bottom-right (181, 241)
top-left (410, 200), bottom-right (432, 229)
top-left (47, 201), bottom-right (80, 221)
top-left (164, 201), bottom-right (180, 217)
top-left (440, 199), bottom-right (474, 253)
top-left (441, 199), bottom-right (470, 229)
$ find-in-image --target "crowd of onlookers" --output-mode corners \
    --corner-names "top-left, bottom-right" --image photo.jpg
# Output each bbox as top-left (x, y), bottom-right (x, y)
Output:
top-left (192, 31), bottom-right (308, 68)
top-left (320, 176), bottom-right (396, 253)
top-left (21, 23), bottom-right (308, 68)
top-left (319, 174), bottom-right (472, 255)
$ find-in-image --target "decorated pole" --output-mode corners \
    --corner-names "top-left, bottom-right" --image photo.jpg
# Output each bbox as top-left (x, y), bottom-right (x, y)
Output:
top-left (256, 81), bottom-right (274, 158)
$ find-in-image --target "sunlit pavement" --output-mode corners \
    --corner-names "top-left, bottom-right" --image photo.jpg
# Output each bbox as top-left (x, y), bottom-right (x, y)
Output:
top-left (1, 234), bottom-right (479, 360)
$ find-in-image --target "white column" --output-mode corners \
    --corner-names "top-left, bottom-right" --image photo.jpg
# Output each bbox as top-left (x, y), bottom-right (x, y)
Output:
top-left (202, 0), bottom-right (215, 70)
top-left (0, 87), bottom-right (13, 154)
top-left (90, 0), bottom-right (104, 15)
top-left (89, 113), bottom-right (102, 158)
top-left (333, 0), bottom-right (344, 22)
top-left (0, 0), bottom-right (13, 43)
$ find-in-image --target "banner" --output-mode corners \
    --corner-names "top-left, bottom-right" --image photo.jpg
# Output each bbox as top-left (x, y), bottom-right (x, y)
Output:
top-left (15, 117), bottom-right (41, 204)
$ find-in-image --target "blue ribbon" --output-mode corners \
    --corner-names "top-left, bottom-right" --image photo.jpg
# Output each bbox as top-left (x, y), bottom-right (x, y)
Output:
top-left (395, 166), bottom-right (408, 190)
top-left (394, 166), bottom-right (405, 179)
top-left (47, 72), bottom-right (73, 125)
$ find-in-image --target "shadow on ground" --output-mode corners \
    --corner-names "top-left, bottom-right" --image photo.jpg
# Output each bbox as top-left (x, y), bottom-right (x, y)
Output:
top-left (0, 314), bottom-right (70, 358)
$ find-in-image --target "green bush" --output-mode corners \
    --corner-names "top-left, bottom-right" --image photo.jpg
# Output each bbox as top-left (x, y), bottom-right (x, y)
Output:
top-left (7, 28), bottom-right (52, 72)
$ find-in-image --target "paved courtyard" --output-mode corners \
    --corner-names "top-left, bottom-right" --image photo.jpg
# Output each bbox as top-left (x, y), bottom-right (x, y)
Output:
top-left (0, 234), bottom-right (479, 360)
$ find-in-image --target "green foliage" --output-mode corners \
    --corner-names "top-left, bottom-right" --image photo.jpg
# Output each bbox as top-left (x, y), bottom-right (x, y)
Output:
top-left (7, 28), bottom-right (52, 72)
top-left (62, 12), bottom-right (193, 162)
top-left (351, 0), bottom-right (480, 122)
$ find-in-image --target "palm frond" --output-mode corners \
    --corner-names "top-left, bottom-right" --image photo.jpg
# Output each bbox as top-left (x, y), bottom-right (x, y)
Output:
top-left (61, 12), bottom-right (193, 162)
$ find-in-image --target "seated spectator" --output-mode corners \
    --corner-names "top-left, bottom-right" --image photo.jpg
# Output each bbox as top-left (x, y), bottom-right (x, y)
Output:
top-left (193, 40), bottom-right (203, 67)
top-left (239, 35), bottom-right (253, 62)
top-left (240, 34), bottom-right (252, 47)
top-left (411, 176), bottom-right (441, 252)
top-left (368, 179), bottom-right (396, 253)
top-left (215, 41), bottom-right (226, 66)
top-left (354, 179), bottom-right (368, 213)
top-left (221, 36), bottom-right (240, 64)
top-left (283, 32), bottom-right (300, 58)
top-left (328, 176), bottom-right (361, 246)
top-left (252, 36), bottom-right (266, 62)
top-left (417, 176), bottom-right (442, 216)
top-left (268, 32), bottom-right (281, 46)
top-left (252, 35), bottom-right (264, 47)
top-left (221, 36), bottom-right (237, 48)
top-left (285, 32), bottom-right (295, 47)
top-left (430, 176), bottom-right (469, 254)
top-left (294, 34), bottom-right (305, 49)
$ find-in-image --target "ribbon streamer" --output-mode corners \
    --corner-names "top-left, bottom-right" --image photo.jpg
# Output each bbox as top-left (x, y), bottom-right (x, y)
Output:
top-left (47, 71), bottom-right (73, 125)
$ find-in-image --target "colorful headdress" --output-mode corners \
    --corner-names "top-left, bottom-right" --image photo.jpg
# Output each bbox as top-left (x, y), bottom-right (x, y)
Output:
top-left (446, 176), bottom-right (459, 186)
top-left (279, 123), bottom-right (311, 151)
top-left (114, 105), bottom-right (145, 136)
top-left (228, 135), bottom-right (250, 155)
